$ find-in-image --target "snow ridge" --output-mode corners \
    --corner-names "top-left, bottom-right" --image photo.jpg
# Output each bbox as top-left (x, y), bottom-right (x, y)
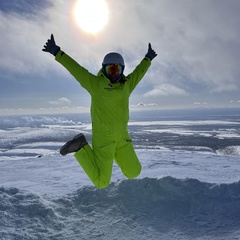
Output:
top-left (1, 177), bottom-right (240, 240)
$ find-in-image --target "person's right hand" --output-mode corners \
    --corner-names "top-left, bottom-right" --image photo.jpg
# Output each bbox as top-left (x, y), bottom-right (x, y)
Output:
top-left (42, 34), bottom-right (60, 56)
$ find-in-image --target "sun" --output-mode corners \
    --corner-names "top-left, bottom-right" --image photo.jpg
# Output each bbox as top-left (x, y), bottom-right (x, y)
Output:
top-left (73, 0), bottom-right (109, 34)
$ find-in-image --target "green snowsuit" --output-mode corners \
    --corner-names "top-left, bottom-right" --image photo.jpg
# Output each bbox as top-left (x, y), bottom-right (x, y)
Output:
top-left (56, 51), bottom-right (151, 188)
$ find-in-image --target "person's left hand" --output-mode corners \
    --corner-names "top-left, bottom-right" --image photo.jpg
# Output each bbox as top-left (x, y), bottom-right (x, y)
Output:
top-left (145, 43), bottom-right (157, 60)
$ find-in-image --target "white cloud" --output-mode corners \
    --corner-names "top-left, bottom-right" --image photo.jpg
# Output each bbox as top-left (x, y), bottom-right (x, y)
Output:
top-left (211, 83), bottom-right (239, 93)
top-left (130, 102), bottom-right (158, 107)
top-left (194, 102), bottom-right (208, 105)
top-left (144, 84), bottom-right (188, 97)
top-left (0, 0), bottom-right (240, 109)
top-left (230, 100), bottom-right (240, 103)
top-left (49, 97), bottom-right (71, 106)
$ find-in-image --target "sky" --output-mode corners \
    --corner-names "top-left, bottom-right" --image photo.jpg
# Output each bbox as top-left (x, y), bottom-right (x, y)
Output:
top-left (0, 0), bottom-right (240, 115)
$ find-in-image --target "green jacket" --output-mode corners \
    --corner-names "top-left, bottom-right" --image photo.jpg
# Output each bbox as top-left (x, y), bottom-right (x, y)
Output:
top-left (55, 51), bottom-right (151, 134)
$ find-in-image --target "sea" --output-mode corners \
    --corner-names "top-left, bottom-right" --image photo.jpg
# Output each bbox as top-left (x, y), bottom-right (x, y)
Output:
top-left (0, 108), bottom-right (240, 240)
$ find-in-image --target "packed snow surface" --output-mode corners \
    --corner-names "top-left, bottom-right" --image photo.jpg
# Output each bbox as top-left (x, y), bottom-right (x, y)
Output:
top-left (1, 108), bottom-right (240, 239)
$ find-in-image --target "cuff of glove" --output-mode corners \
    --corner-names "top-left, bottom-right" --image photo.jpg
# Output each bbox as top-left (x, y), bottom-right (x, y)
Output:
top-left (145, 53), bottom-right (153, 60)
top-left (51, 46), bottom-right (61, 56)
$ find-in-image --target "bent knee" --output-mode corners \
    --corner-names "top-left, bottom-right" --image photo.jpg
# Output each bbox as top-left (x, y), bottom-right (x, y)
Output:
top-left (125, 163), bottom-right (142, 179)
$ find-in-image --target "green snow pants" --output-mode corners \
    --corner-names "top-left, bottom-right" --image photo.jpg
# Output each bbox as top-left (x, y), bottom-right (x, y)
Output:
top-left (74, 131), bottom-right (142, 188)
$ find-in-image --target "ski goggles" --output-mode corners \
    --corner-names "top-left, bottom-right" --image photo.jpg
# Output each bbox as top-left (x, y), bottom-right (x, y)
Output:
top-left (104, 64), bottom-right (124, 75)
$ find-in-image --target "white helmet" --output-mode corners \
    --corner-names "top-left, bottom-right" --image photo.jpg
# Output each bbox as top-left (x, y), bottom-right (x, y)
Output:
top-left (102, 52), bottom-right (124, 66)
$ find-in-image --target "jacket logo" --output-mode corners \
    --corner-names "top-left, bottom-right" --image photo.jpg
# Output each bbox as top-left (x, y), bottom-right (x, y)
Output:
top-left (104, 84), bottom-right (114, 91)
top-left (104, 88), bottom-right (114, 91)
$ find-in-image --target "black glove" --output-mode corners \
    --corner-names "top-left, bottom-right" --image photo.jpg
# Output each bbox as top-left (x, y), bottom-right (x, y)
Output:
top-left (42, 34), bottom-right (60, 56)
top-left (145, 43), bottom-right (157, 60)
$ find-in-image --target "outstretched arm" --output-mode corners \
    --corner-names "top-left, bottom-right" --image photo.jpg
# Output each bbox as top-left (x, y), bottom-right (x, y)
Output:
top-left (128, 43), bottom-right (157, 93)
top-left (42, 34), bottom-right (96, 93)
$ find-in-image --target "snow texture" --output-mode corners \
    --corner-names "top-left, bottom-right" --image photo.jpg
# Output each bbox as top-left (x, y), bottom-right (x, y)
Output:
top-left (0, 108), bottom-right (240, 239)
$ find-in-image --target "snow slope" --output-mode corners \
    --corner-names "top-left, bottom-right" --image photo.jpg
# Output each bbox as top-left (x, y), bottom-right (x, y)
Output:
top-left (1, 149), bottom-right (240, 240)
top-left (1, 109), bottom-right (240, 239)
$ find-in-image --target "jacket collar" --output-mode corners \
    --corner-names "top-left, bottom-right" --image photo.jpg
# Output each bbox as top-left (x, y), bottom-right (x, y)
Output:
top-left (98, 69), bottom-right (126, 84)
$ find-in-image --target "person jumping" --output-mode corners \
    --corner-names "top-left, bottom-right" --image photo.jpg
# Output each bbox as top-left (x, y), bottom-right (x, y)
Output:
top-left (42, 34), bottom-right (157, 188)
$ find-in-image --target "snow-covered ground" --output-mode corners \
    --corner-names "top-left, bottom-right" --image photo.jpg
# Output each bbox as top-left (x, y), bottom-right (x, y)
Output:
top-left (1, 109), bottom-right (240, 239)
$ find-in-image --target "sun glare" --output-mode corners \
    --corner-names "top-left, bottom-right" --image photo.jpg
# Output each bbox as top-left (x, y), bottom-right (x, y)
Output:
top-left (73, 0), bottom-right (109, 34)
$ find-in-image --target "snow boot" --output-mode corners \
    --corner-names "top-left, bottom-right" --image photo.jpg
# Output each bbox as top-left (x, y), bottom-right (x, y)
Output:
top-left (60, 133), bottom-right (88, 156)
